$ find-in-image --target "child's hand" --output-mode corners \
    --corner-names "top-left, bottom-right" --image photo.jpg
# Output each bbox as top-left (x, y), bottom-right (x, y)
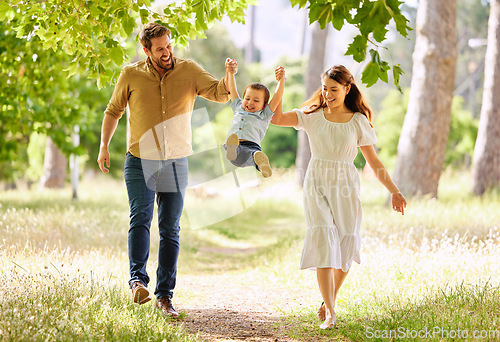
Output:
top-left (275, 66), bottom-right (286, 81)
top-left (225, 58), bottom-right (238, 74)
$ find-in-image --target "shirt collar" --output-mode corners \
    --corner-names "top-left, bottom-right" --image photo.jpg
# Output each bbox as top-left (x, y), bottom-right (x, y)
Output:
top-left (145, 56), bottom-right (176, 78)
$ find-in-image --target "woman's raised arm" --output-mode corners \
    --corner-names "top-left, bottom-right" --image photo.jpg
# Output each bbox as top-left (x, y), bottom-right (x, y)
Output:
top-left (270, 100), bottom-right (298, 127)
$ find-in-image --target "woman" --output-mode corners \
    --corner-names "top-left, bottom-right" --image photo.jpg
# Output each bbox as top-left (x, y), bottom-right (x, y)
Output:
top-left (271, 65), bottom-right (407, 329)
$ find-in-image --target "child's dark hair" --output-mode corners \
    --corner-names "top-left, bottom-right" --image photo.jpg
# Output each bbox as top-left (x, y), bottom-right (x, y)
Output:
top-left (243, 83), bottom-right (270, 106)
top-left (302, 65), bottom-right (373, 124)
top-left (139, 23), bottom-right (171, 51)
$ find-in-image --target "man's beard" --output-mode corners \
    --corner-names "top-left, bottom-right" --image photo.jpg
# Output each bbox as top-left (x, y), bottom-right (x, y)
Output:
top-left (151, 54), bottom-right (173, 71)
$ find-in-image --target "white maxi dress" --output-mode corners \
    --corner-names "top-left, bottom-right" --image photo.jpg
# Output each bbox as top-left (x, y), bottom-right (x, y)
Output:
top-left (294, 108), bottom-right (377, 272)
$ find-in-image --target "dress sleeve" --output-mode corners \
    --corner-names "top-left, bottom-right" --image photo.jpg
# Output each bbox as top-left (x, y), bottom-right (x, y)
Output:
top-left (293, 108), bottom-right (306, 130)
top-left (356, 113), bottom-right (377, 146)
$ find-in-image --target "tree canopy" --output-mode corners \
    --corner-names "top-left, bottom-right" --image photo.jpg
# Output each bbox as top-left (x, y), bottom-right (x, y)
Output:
top-left (0, 0), bottom-right (411, 182)
top-left (0, 19), bottom-right (106, 158)
top-left (1, 0), bottom-right (411, 89)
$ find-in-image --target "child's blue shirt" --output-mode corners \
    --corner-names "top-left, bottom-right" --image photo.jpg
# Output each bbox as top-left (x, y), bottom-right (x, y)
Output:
top-left (225, 97), bottom-right (274, 144)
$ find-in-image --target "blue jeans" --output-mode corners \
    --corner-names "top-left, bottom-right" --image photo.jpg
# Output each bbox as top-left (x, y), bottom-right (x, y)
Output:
top-left (124, 152), bottom-right (188, 299)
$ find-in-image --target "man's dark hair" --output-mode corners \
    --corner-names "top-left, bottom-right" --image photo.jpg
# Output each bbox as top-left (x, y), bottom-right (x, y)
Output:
top-left (139, 23), bottom-right (171, 51)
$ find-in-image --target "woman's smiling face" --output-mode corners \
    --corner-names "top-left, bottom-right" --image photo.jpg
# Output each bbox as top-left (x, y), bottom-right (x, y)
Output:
top-left (321, 76), bottom-right (350, 110)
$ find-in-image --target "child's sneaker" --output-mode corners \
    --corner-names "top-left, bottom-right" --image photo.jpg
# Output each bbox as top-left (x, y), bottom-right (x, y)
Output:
top-left (226, 134), bottom-right (239, 161)
top-left (253, 151), bottom-right (272, 178)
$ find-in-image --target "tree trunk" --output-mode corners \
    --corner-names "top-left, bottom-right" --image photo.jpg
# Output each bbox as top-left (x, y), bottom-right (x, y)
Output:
top-left (245, 5), bottom-right (256, 63)
top-left (40, 137), bottom-right (67, 188)
top-left (393, 0), bottom-right (457, 198)
top-left (472, 0), bottom-right (500, 195)
top-left (296, 22), bottom-right (329, 187)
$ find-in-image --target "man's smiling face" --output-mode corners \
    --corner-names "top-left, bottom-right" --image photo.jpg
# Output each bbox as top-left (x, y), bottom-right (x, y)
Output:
top-left (144, 34), bottom-right (173, 72)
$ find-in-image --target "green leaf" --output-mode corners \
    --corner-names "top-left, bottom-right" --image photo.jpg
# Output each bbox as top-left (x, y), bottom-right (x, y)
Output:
top-left (109, 46), bottom-right (124, 66)
top-left (370, 1), bottom-right (392, 42)
top-left (331, 7), bottom-right (346, 31)
top-left (289, 0), bottom-right (308, 8)
top-left (0, 1), bottom-right (14, 20)
top-left (393, 64), bottom-right (404, 93)
top-left (352, 1), bottom-right (374, 34)
top-left (345, 35), bottom-right (368, 62)
top-left (309, 2), bottom-right (334, 29)
top-left (88, 3), bottom-right (103, 18)
top-left (121, 14), bottom-right (135, 36)
top-left (379, 61), bottom-right (389, 83)
top-left (386, 0), bottom-right (411, 37)
top-left (369, 49), bottom-right (381, 64)
top-left (367, 49), bottom-right (390, 84)
top-left (65, 61), bottom-right (80, 78)
top-left (139, 8), bottom-right (149, 24)
top-left (373, 21), bottom-right (389, 42)
top-left (361, 62), bottom-right (379, 87)
top-left (227, 6), bottom-right (246, 23)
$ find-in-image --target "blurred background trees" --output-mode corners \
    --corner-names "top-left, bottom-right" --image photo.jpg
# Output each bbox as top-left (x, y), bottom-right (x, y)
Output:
top-left (472, 0), bottom-right (500, 195)
top-left (393, 0), bottom-right (458, 198)
top-left (0, 0), bottom-right (497, 197)
top-left (0, 19), bottom-right (119, 188)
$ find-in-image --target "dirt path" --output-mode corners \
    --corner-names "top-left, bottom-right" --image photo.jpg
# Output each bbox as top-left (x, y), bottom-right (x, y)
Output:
top-left (174, 274), bottom-right (331, 342)
top-left (170, 182), bottom-right (334, 341)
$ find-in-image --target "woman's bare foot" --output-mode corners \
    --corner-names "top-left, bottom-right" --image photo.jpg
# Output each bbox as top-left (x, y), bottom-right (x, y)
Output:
top-left (320, 317), bottom-right (336, 330)
top-left (319, 308), bottom-right (336, 329)
top-left (317, 302), bottom-right (326, 321)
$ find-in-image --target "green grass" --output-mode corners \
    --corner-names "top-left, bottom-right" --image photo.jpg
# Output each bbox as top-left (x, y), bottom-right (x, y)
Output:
top-left (280, 283), bottom-right (500, 341)
top-left (1, 169), bottom-right (500, 341)
top-left (271, 170), bottom-right (500, 341)
top-left (0, 249), bottom-right (195, 341)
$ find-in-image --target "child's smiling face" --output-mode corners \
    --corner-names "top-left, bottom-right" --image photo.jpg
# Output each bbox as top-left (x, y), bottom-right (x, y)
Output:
top-left (242, 88), bottom-right (266, 113)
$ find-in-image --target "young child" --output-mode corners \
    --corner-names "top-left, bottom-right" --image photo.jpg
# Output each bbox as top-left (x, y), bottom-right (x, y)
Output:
top-left (223, 58), bottom-right (285, 178)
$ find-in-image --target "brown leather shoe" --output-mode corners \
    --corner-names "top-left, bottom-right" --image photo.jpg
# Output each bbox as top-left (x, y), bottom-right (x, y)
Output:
top-left (155, 297), bottom-right (179, 318)
top-left (130, 281), bottom-right (151, 305)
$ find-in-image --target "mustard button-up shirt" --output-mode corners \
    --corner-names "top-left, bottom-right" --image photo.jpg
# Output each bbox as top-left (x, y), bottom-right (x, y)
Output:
top-left (104, 57), bottom-right (229, 160)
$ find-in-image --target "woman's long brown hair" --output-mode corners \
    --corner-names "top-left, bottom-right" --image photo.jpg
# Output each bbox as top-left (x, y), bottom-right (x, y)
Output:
top-left (301, 65), bottom-right (373, 125)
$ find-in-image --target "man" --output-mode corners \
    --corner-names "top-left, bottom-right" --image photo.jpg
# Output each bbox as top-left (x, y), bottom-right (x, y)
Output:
top-left (97, 22), bottom-right (238, 317)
